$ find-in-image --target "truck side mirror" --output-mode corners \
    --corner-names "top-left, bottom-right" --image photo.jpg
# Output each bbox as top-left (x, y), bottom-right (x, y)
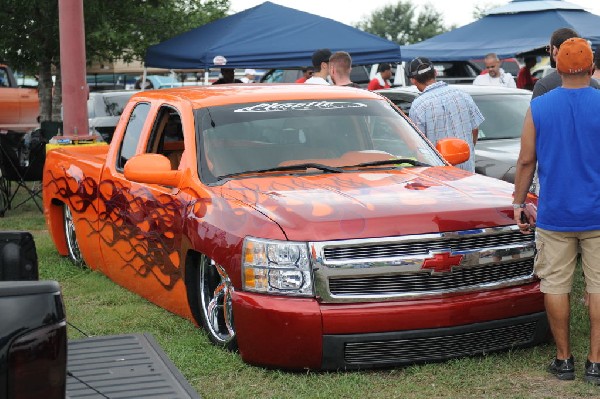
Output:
top-left (124, 153), bottom-right (182, 187)
top-left (435, 138), bottom-right (470, 166)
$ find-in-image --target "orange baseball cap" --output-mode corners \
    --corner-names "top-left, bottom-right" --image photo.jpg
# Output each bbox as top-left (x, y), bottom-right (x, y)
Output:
top-left (556, 37), bottom-right (593, 74)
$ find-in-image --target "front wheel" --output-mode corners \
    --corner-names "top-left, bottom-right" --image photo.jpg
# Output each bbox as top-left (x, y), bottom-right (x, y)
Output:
top-left (63, 203), bottom-right (84, 266)
top-left (187, 253), bottom-right (237, 350)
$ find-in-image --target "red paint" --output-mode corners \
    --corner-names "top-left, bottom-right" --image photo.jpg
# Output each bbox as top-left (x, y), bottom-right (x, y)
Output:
top-left (232, 292), bottom-right (323, 369)
top-left (321, 283), bottom-right (544, 334)
top-left (231, 284), bottom-right (544, 368)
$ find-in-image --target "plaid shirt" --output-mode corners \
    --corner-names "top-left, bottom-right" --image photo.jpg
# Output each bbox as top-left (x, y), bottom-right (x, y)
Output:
top-left (409, 81), bottom-right (484, 172)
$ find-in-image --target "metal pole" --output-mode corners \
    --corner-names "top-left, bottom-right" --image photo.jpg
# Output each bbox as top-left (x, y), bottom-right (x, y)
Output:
top-left (58, 0), bottom-right (90, 138)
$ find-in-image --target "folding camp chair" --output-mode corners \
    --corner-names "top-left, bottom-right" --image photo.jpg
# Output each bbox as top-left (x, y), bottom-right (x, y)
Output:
top-left (0, 131), bottom-right (46, 213)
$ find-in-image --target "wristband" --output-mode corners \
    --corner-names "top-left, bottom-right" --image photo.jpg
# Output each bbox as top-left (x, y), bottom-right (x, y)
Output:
top-left (512, 203), bottom-right (526, 209)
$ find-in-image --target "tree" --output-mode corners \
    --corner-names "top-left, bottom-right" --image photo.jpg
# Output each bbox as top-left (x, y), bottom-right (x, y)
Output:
top-left (472, 2), bottom-right (502, 20)
top-left (0, 0), bottom-right (230, 122)
top-left (355, 1), bottom-right (448, 46)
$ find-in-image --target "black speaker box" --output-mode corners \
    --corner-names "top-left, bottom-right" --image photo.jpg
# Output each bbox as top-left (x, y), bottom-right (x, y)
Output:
top-left (0, 231), bottom-right (38, 281)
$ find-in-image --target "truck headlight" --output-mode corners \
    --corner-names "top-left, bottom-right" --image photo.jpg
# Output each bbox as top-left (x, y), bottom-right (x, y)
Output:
top-left (242, 237), bottom-right (313, 296)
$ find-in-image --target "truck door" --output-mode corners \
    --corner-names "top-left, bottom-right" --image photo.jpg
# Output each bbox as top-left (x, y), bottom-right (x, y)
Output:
top-left (98, 102), bottom-right (188, 308)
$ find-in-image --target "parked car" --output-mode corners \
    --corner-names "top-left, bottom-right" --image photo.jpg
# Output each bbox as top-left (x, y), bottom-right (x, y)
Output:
top-left (87, 90), bottom-right (139, 143)
top-left (44, 84), bottom-right (546, 370)
top-left (261, 61), bottom-right (480, 88)
top-left (532, 65), bottom-right (555, 80)
top-left (370, 60), bottom-right (482, 87)
top-left (260, 65), bottom-right (371, 87)
top-left (471, 58), bottom-right (522, 77)
top-left (0, 64), bottom-right (39, 133)
top-left (87, 74), bottom-right (138, 91)
top-left (378, 85), bottom-right (531, 183)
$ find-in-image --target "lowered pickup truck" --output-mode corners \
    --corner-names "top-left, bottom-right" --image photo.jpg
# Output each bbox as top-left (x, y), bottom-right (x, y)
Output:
top-left (0, 64), bottom-right (39, 133)
top-left (43, 84), bottom-right (547, 370)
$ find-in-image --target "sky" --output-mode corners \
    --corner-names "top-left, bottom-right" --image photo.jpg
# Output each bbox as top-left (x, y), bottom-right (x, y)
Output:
top-left (228, 0), bottom-right (600, 28)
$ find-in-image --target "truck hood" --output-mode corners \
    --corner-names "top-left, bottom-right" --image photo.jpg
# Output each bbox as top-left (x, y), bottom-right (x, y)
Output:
top-left (220, 167), bottom-right (516, 241)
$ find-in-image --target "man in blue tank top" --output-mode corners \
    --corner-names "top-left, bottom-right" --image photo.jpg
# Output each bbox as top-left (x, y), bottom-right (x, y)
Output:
top-left (514, 37), bottom-right (600, 385)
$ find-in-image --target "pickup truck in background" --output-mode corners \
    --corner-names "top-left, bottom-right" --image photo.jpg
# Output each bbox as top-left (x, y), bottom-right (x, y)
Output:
top-left (0, 230), bottom-right (67, 399)
top-left (43, 84), bottom-right (547, 370)
top-left (1, 280), bottom-right (199, 399)
top-left (0, 280), bottom-right (67, 399)
top-left (0, 231), bottom-right (199, 398)
top-left (0, 64), bottom-right (39, 133)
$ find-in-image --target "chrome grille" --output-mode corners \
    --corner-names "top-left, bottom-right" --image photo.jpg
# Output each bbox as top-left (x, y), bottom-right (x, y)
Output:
top-left (329, 259), bottom-right (532, 296)
top-left (324, 229), bottom-right (531, 261)
top-left (344, 321), bottom-right (537, 365)
top-left (311, 226), bottom-right (537, 303)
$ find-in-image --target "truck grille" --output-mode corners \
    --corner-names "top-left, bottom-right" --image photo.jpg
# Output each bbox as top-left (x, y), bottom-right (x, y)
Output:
top-left (344, 321), bottom-right (537, 365)
top-left (311, 226), bottom-right (536, 302)
top-left (324, 229), bottom-right (528, 261)
top-left (329, 259), bottom-right (533, 296)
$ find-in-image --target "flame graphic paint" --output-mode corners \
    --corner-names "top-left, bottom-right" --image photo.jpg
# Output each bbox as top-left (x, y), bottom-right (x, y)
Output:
top-left (46, 168), bottom-right (187, 290)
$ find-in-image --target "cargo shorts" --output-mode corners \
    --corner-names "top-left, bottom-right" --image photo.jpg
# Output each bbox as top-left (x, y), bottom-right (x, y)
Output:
top-left (534, 228), bottom-right (600, 294)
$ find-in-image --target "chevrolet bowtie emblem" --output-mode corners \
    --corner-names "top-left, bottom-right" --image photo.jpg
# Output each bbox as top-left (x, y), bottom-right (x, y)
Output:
top-left (422, 252), bottom-right (464, 273)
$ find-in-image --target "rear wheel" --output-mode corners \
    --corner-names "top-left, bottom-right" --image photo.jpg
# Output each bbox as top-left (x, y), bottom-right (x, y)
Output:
top-left (63, 203), bottom-right (84, 266)
top-left (187, 253), bottom-right (236, 350)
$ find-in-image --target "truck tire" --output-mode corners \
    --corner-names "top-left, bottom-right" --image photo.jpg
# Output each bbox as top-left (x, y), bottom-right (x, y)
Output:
top-left (186, 252), bottom-right (237, 350)
top-left (63, 204), bottom-right (84, 266)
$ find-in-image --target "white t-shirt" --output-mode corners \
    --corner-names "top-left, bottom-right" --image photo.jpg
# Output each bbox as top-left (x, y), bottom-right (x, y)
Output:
top-left (305, 76), bottom-right (330, 85)
top-left (473, 69), bottom-right (516, 88)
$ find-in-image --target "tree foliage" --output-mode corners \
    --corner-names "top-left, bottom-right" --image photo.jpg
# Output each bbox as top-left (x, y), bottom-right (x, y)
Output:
top-left (472, 2), bottom-right (502, 20)
top-left (0, 0), bottom-right (230, 121)
top-left (355, 1), bottom-right (448, 45)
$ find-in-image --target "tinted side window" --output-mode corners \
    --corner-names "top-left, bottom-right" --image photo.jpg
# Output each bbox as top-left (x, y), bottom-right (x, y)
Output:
top-left (117, 102), bottom-right (150, 170)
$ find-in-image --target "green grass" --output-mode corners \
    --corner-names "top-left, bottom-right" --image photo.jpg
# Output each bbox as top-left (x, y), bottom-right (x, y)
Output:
top-left (1, 194), bottom-right (599, 398)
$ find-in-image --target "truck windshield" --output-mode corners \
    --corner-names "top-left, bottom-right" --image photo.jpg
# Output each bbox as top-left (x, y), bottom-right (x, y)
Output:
top-left (195, 99), bottom-right (443, 183)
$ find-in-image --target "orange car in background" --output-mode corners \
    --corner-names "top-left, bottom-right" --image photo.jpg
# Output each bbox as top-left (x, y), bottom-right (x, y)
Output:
top-left (0, 64), bottom-right (39, 133)
top-left (43, 84), bottom-right (547, 370)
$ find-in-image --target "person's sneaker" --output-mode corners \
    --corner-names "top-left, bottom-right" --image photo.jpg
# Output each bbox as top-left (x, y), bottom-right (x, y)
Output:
top-left (585, 359), bottom-right (600, 385)
top-left (547, 356), bottom-right (575, 380)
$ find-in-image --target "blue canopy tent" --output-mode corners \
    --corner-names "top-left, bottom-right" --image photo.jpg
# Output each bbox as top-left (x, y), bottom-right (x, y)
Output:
top-left (144, 1), bottom-right (401, 69)
top-left (400, 0), bottom-right (600, 61)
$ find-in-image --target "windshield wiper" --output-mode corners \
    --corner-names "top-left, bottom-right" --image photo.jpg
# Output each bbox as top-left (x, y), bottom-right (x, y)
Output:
top-left (217, 163), bottom-right (344, 180)
top-left (343, 158), bottom-right (430, 168)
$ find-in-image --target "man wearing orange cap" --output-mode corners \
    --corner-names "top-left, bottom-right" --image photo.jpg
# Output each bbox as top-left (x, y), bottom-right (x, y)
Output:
top-left (513, 37), bottom-right (600, 385)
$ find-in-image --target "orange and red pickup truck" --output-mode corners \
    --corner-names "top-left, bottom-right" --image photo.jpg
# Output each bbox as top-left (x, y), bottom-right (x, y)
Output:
top-left (43, 84), bottom-right (546, 370)
top-left (0, 64), bottom-right (39, 133)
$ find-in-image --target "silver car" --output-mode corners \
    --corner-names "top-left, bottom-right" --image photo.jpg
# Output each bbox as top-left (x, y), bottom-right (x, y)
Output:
top-left (88, 90), bottom-right (139, 143)
top-left (377, 85), bottom-right (531, 183)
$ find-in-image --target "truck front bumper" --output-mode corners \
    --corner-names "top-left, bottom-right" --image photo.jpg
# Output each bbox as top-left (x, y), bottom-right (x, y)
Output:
top-left (232, 283), bottom-right (546, 370)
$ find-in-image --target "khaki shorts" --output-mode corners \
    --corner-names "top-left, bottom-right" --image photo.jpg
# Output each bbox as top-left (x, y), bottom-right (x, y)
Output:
top-left (534, 228), bottom-right (600, 294)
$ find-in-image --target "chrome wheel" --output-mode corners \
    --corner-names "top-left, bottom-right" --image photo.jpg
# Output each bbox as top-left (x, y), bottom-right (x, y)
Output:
top-left (63, 204), bottom-right (84, 266)
top-left (199, 255), bottom-right (235, 347)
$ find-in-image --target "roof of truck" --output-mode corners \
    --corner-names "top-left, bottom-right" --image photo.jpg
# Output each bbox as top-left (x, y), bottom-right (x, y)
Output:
top-left (130, 84), bottom-right (383, 108)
